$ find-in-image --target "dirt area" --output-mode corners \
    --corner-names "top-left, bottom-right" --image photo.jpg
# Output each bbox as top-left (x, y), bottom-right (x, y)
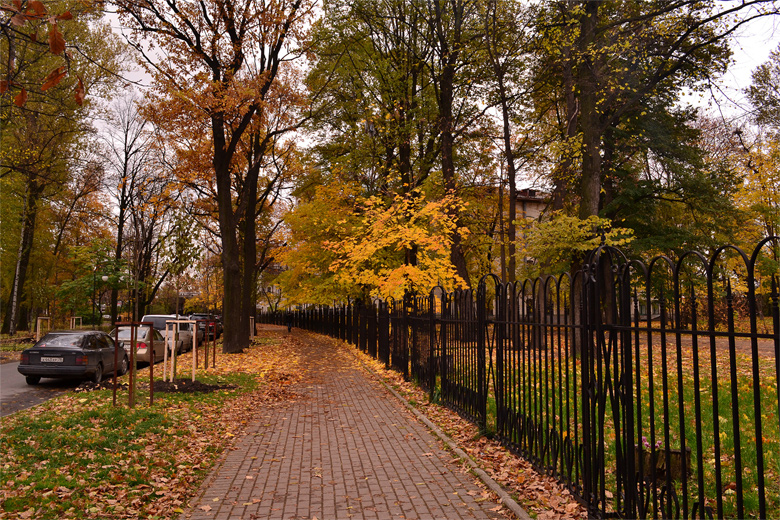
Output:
top-left (74, 378), bottom-right (235, 394)
top-left (152, 379), bottom-right (236, 393)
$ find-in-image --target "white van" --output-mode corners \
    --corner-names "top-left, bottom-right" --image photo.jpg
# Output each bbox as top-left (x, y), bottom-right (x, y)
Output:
top-left (140, 315), bottom-right (197, 353)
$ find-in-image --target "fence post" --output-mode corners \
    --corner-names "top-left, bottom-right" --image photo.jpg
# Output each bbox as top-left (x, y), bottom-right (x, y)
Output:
top-left (402, 293), bottom-right (410, 380)
top-left (352, 301), bottom-right (360, 347)
top-left (476, 280), bottom-right (488, 433)
top-left (428, 290), bottom-right (436, 401)
top-left (345, 304), bottom-right (350, 342)
top-left (580, 260), bottom-right (595, 515)
top-left (368, 302), bottom-right (377, 358)
top-left (495, 281), bottom-right (505, 438)
top-left (378, 300), bottom-right (390, 368)
top-left (440, 292), bottom-right (448, 405)
top-left (619, 263), bottom-right (638, 517)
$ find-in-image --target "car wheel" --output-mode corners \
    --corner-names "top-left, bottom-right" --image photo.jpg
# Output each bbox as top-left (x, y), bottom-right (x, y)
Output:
top-left (92, 363), bottom-right (103, 384)
top-left (25, 375), bottom-right (41, 385)
top-left (119, 356), bottom-right (129, 375)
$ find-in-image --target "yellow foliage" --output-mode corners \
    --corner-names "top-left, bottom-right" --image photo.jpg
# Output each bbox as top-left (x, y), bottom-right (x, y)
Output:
top-left (326, 190), bottom-right (467, 299)
top-left (278, 183), bottom-right (466, 303)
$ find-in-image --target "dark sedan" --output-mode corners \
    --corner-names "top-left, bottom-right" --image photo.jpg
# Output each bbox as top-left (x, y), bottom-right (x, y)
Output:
top-left (17, 330), bottom-right (129, 385)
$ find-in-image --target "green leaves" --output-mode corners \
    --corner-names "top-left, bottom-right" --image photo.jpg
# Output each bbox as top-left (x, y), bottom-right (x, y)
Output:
top-left (518, 212), bottom-right (634, 277)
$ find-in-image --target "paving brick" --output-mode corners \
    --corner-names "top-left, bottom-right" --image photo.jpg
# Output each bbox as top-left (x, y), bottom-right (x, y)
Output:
top-left (182, 329), bottom-right (506, 519)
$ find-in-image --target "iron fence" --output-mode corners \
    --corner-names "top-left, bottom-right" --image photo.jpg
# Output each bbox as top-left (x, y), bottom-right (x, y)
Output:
top-left (259, 238), bottom-right (780, 519)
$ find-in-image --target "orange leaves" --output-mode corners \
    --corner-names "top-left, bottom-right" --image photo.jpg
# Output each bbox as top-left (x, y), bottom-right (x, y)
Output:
top-left (14, 87), bottom-right (28, 106)
top-left (48, 22), bottom-right (66, 54)
top-left (42, 67), bottom-right (66, 91)
top-left (74, 77), bottom-right (85, 105)
top-left (27, 0), bottom-right (45, 15)
top-left (9, 10), bottom-right (26, 25)
top-left (2, 1), bottom-right (85, 107)
top-left (325, 189), bottom-right (467, 299)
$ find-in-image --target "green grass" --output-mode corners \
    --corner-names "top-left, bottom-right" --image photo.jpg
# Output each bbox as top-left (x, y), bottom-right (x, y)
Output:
top-left (436, 339), bottom-right (780, 519)
top-left (0, 371), bottom-right (257, 519)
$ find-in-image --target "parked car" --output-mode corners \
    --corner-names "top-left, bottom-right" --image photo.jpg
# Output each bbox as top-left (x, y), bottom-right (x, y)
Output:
top-left (189, 313), bottom-right (221, 340)
top-left (17, 330), bottom-right (129, 385)
top-left (140, 314), bottom-right (195, 352)
top-left (110, 325), bottom-right (166, 365)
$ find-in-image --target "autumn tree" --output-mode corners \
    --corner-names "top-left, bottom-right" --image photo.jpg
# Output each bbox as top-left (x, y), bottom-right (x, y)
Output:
top-left (115, 0), bottom-right (314, 352)
top-left (531, 0), bottom-right (777, 227)
top-left (102, 90), bottom-right (157, 323)
top-left (741, 50), bottom-right (780, 261)
top-left (480, 0), bottom-right (537, 281)
top-left (296, 0), bottom-right (503, 297)
top-left (746, 43), bottom-right (780, 129)
top-left (0, 5), bottom-right (121, 333)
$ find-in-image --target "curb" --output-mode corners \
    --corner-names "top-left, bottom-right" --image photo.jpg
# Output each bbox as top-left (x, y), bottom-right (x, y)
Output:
top-left (348, 347), bottom-right (533, 520)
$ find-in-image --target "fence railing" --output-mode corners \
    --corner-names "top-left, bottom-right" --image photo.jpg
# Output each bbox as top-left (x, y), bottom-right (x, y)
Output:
top-left (260, 238), bottom-right (780, 519)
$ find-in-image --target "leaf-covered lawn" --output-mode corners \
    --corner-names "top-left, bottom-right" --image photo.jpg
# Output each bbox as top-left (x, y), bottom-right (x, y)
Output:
top-left (0, 332), bottom-right (301, 519)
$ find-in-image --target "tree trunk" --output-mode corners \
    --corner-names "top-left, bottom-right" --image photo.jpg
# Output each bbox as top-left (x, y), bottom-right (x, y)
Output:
top-left (215, 148), bottom-right (249, 354)
top-left (551, 37), bottom-right (579, 213)
top-left (3, 181), bottom-right (42, 335)
top-left (436, 1), bottom-right (470, 289)
top-left (242, 178), bottom-right (259, 347)
top-left (498, 87), bottom-right (517, 283)
top-left (577, 0), bottom-right (602, 220)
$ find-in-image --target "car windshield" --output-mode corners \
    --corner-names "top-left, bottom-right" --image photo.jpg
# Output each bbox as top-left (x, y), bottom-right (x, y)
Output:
top-left (37, 334), bottom-right (83, 348)
top-left (114, 326), bottom-right (150, 339)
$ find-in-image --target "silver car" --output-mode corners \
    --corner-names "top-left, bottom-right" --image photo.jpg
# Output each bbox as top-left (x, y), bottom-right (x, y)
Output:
top-left (111, 325), bottom-right (166, 365)
top-left (140, 315), bottom-right (197, 352)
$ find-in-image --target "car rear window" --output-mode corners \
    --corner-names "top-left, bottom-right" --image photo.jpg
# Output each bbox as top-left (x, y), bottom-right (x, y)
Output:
top-left (37, 334), bottom-right (84, 348)
top-left (116, 326), bottom-right (150, 339)
top-left (146, 317), bottom-right (170, 331)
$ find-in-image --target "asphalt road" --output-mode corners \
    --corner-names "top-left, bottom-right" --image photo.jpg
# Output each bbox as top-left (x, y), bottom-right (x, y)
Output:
top-left (0, 361), bottom-right (79, 417)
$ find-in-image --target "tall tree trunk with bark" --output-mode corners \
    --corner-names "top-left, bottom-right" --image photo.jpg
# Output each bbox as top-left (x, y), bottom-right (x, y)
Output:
top-left (432, 0), bottom-right (471, 288)
top-left (576, 0), bottom-right (602, 220)
top-left (3, 181), bottom-right (43, 334)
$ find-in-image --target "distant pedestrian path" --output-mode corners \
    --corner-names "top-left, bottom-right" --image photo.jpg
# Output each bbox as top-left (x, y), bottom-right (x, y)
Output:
top-left (182, 327), bottom-right (507, 520)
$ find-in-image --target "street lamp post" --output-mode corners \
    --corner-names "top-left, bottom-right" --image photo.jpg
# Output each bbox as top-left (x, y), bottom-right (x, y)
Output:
top-left (92, 267), bottom-right (97, 330)
top-left (92, 262), bottom-right (110, 330)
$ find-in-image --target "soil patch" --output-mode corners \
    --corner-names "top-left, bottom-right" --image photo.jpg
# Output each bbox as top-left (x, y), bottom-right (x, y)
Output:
top-left (74, 379), bottom-right (235, 394)
top-left (153, 379), bottom-right (236, 393)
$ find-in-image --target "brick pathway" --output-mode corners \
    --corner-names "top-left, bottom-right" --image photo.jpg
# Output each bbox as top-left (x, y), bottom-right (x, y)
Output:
top-left (183, 329), bottom-right (507, 520)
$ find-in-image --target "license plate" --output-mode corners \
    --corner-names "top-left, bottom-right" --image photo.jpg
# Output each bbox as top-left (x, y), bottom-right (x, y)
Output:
top-left (41, 357), bottom-right (63, 363)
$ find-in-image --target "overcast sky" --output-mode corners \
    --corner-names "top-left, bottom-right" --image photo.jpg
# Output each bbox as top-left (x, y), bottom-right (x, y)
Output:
top-left (701, 12), bottom-right (780, 121)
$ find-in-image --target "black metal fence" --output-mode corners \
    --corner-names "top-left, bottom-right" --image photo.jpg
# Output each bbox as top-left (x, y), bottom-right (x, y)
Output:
top-left (260, 239), bottom-right (780, 519)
